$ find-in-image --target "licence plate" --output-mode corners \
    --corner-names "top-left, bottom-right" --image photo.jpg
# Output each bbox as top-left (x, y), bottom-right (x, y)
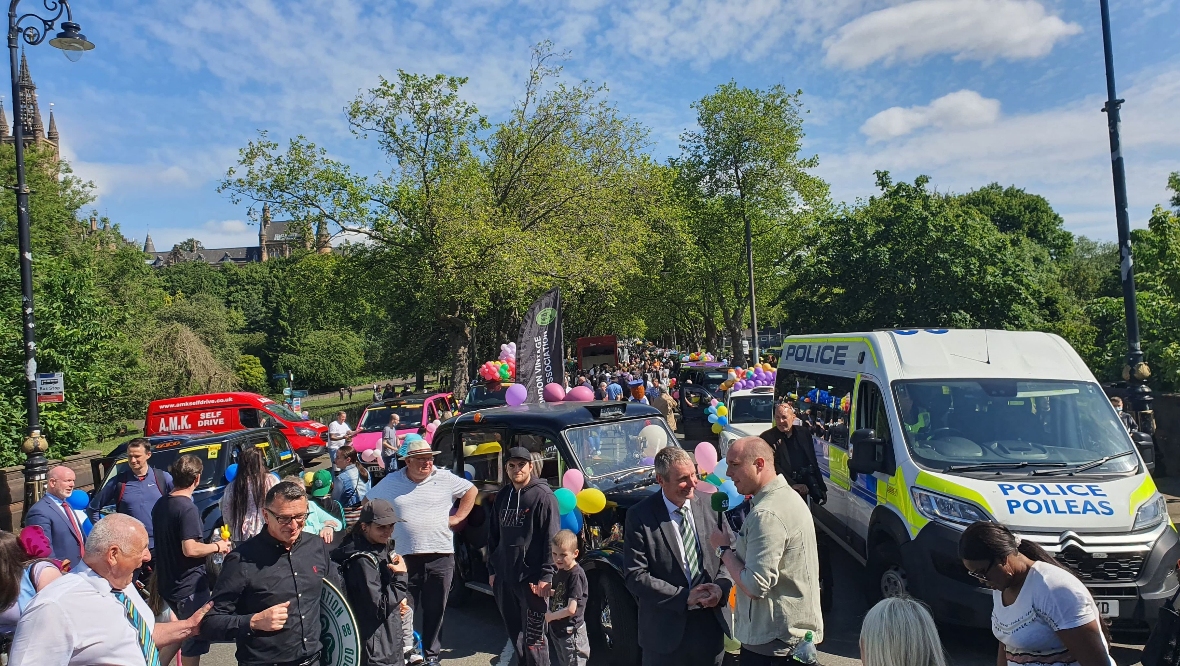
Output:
top-left (1096, 599), bottom-right (1120, 618)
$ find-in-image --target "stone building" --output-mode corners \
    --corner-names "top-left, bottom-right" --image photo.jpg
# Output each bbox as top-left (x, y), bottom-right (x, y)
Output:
top-left (145, 204), bottom-right (321, 267)
top-left (0, 53), bottom-right (59, 159)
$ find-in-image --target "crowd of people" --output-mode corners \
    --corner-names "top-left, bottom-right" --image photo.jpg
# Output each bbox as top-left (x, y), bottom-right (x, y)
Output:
top-left (0, 385), bottom-right (1121, 666)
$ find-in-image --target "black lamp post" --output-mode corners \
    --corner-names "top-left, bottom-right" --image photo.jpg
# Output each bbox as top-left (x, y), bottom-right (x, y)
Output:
top-left (9, 0), bottom-right (93, 521)
top-left (1098, 0), bottom-right (1153, 433)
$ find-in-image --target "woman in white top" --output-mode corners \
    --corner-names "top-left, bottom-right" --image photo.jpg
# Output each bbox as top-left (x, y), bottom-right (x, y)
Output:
top-left (220, 447), bottom-right (278, 543)
top-left (959, 521), bottom-right (1114, 666)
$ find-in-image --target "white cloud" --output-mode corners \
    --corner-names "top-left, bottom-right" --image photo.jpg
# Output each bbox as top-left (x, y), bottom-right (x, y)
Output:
top-left (824, 0), bottom-right (1082, 69)
top-left (861, 90), bottom-right (1001, 142)
top-left (203, 219), bottom-right (250, 235)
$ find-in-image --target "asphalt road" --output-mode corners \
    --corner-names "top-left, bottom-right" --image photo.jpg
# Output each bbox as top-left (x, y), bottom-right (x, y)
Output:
top-left (199, 537), bottom-right (1152, 665)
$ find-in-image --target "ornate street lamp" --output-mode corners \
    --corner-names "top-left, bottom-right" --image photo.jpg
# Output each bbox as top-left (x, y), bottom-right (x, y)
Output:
top-left (1097, 0), bottom-right (1153, 434)
top-left (9, 0), bottom-right (93, 521)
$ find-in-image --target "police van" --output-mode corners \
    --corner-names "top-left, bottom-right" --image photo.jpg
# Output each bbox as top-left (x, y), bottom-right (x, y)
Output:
top-left (777, 329), bottom-right (1178, 630)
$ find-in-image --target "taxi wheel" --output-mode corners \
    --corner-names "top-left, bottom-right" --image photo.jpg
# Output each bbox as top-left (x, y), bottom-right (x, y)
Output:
top-left (868, 542), bottom-right (908, 601)
top-left (448, 545), bottom-right (472, 608)
top-left (587, 573), bottom-right (639, 666)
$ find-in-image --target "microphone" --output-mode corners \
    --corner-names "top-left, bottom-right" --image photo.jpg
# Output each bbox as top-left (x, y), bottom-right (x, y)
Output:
top-left (711, 492), bottom-right (729, 512)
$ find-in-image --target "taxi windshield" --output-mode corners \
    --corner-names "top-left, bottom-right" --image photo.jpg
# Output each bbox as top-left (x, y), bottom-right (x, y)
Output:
top-left (895, 380), bottom-right (1137, 474)
top-left (463, 384), bottom-right (509, 410)
top-left (728, 395), bottom-right (775, 424)
top-left (563, 418), bottom-right (677, 491)
top-left (703, 372), bottom-right (727, 391)
top-left (359, 405), bottom-right (423, 431)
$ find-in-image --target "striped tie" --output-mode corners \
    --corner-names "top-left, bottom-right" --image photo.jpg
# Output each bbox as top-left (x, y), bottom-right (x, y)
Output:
top-left (676, 506), bottom-right (703, 583)
top-left (113, 590), bottom-right (161, 666)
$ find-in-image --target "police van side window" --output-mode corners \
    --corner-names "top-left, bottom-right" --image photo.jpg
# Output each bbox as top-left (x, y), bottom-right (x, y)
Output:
top-left (856, 382), bottom-right (891, 444)
top-left (775, 369), bottom-right (854, 446)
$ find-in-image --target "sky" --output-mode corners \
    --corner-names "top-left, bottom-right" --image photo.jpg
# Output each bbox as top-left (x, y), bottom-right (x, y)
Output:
top-left (24, 0), bottom-right (1180, 250)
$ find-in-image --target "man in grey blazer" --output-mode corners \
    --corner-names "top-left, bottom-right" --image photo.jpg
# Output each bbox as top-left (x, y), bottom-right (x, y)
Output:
top-left (624, 446), bottom-right (732, 666)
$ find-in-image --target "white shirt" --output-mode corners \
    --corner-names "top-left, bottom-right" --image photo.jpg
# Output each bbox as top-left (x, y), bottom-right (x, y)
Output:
top-left (9, 564), bottom-right (155, 666)
top-left (368, 467), bottom-right (474, 554)
top-left (327, 420), bottom-right (351, 449)
top-left (662, 492), bottom-right (697, 582)
top-left (991, 561), bottom-right (1115, 666)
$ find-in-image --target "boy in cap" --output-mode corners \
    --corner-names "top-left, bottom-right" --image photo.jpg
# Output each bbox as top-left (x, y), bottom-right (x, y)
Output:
top-left (489, 447), bottom-right (560, 666)
top-left (332, 499), bottom-right (416, 665)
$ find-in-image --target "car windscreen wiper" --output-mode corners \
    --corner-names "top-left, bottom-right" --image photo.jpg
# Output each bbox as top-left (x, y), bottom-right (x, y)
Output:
top-left (945, 461), bottom-right (1068, 472)
top-left (1030, 449), bottom-right (1136, 476)
top-left (610, 467), bottom-right (652, 485)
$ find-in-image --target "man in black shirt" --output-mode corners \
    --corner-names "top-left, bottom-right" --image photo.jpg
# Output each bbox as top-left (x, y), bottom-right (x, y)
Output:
top-left (201, 481), bottom-right (337, 666)
top-left (759, 401), bottom-right (826, 505)
top-left (153, 454), bottom-right (231, 666)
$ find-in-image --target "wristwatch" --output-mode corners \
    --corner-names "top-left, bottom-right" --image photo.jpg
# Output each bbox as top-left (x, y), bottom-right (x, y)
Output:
top-left (716, 545), bottom-right (731, 558)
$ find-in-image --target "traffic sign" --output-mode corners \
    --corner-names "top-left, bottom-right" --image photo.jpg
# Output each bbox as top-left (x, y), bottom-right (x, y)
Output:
top-left (292, 390), bottom-right (308, 398)
top-left (37, 394), bottom-right (64, 404)
top-left (273, 373), bottom-right (288, 380)
top-left (292, 397), bottom-right (302, 412)
top-left (283, 388), bottom-right (292, 396)
top-left (36, 372), bottom-right (64, 395)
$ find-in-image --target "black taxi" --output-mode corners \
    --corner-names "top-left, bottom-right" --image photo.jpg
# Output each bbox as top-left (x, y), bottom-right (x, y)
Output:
top-left (88, 427), bottom-right (304, 539)
top-left (434, 401), bottom-right (678, 666)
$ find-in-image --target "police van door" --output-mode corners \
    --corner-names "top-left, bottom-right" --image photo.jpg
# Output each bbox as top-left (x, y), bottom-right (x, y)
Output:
top-left (849, 378), bottom-right (894, 557)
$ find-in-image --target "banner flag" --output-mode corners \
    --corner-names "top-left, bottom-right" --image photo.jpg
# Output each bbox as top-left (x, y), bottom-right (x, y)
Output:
top-left (517, 288), bottom-right (564, 403)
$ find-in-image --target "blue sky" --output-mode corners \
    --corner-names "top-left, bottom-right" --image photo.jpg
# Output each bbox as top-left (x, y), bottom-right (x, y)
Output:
top-left (26, 0), bottom-right (1180, 250)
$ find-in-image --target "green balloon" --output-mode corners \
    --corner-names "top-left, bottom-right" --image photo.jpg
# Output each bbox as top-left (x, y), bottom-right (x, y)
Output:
top-left (555, 487), bottom-right (577, 515)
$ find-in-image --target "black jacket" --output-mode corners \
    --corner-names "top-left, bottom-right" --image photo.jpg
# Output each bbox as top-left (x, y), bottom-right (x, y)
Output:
top-left (760, 424), bottom-right (827, 501)
top-left (623, 491), bottom-right (733, 655)
top-left (487, 477), bottom-right (560, 585)
top-left (332, 531), bottom-right (408, 666)
top-left (201, 529), bottom-right (337, 666)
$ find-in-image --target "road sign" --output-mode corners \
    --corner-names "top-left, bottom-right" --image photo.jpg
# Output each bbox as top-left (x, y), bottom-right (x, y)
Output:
top-left (283, 388), bottom-right (292, 396)
top-left (36, 372), bottom-right (64, 395)
top-left (292, 390), bottom-right (308, 398)
top-left (273, 373), bottom-right (288, 380)
top-left (37, 394), bottom-right (64, 404)
top-left (292, 397), bottom-right (302, 412)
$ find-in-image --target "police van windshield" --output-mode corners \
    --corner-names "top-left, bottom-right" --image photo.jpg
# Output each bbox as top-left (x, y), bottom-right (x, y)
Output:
top-left (895, 380), bottom-right (1137, 474)
top-left (728, 395), bottom-right (775, 424)
top-left (563, 418), bottom-right (677, 491)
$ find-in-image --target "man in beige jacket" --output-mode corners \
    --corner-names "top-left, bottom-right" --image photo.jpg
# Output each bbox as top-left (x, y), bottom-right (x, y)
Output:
top-left (709, 436), bottom-right (822, 665)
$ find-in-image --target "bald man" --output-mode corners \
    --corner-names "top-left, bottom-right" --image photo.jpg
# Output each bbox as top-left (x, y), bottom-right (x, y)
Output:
top-left (708, 437), bottom-right (823, 665)
top-left (25, 465), bottom-right (85, 567)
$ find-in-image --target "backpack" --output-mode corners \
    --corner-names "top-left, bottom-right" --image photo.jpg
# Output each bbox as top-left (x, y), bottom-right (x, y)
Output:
top-left (338, 550), bottom-right (391, 621)
top-left (117, 468), bottom-right (169, 507)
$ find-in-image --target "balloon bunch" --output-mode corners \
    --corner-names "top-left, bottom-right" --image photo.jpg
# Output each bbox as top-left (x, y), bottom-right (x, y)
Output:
top-left (693, 442), bottom-right (744, 509)
top-left (805, 387), bottom-right (840, 409)
top-left (681, 352), bottom-right (716, 362)
top-left (704, 399), bottom-right (728, 434)
top-left (552, 469), bottom-right (607, 534)
top-left (66, 489), bottom-right (93, 537)
top-left (479, 358), bottom-right (515, 382)
top-left (719, 363), bottom-right (777, 392)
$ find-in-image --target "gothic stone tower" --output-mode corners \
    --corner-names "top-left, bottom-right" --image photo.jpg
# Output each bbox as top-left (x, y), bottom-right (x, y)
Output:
top-left (0, 53), bottom-right (59, 160)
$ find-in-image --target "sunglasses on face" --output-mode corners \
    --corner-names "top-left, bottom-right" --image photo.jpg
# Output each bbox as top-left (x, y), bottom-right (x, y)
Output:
top-left (966, 559), bottom-right (995, 583)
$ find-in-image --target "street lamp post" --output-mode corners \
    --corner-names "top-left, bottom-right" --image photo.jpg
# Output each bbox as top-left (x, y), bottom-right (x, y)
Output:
top-left (8, 0), bottom-right (93, 521)
top-left (1098, 0), bottom-right (1153, 433)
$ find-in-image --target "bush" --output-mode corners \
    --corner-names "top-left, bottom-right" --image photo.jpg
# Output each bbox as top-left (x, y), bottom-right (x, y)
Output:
top-left (276, 329), bottom-right (365, 392)
top-left (235, 355), bottom-right (268, 393)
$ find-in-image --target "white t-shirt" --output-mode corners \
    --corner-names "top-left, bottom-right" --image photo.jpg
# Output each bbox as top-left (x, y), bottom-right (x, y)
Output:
top-left (991, 561), bottom-right (1115, 666)
top-left (368, 467), bottom-right (474, 554)
top-left (9, 564), bottom-right (156, 666)
top-left (327, 420), bottom-right (352, 450)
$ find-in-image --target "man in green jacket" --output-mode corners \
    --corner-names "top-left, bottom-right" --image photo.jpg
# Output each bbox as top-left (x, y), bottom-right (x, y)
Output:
top-left (710, 437), bottom-right (823, 665)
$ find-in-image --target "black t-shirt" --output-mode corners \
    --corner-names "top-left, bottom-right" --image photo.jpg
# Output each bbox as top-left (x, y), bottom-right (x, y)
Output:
top-left (151, 494), bottom-right (207, 604)
top-left (548, 564), bottom-right (588, 632)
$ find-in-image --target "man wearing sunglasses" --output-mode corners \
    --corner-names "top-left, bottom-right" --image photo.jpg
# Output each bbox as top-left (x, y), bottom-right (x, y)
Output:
top-left (201, 481), bottom-right (338, 666)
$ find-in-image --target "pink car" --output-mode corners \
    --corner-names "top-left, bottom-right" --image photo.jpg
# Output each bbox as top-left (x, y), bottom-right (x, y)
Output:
top-left (352, 392), bottom-right (458, 453)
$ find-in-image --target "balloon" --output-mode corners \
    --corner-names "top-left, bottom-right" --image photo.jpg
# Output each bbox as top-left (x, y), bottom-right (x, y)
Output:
top-left (360, 448), bottom-right (379, 463)
top-left (505, 383), bottom-right (528, 406)
top-left (695, 479), bottom-right (717, 494)
top-left (543, 383), bottom-right (566, 403)
top-left (695, 442), bottom-right (718, 473)
top-left (638, 425), bottom-right (668, 456)
top-left (711, 423), bottom-right (723, 434)
top-left (555, 487), bottom-right (578, 515)
top-left (720, 480), bottom-right (744, 507)
top-left (640, 456), bottom-right (655, 466)
top-left (717, 416), bottom-right (729, 426)
top-left (425, 422), bottom-right (438, 433)
top-left (271, 472), bottom-right (281, 482)
top-left (713, 459), bottom-right (728, 480)
top-left (560, 508), bottom-right (583, 533)
top-left (472, 442), bottom-right (502, 456)
top-left (704, 473), bottom-right (724, 487)
top-left (708, 414), bottom-right (718, 424)
top-left (715, 405), bottom-right (728, 417)
top-left (81, 517), bottom-right (92, 537)
top-left (67, 489), bottom-right (89, 511)
top-left (710, 399), bottom-right (719, 407)
top-left (562, 469), bottom-right (585, 493)
top-left (564, 386), bottom-right (595, 402)
top-left (225, 463), bottom-right (238, 483)
top-left (463, 444), bottom-right (478, 457)
top-left (576, 488), bottom-right (607, 514)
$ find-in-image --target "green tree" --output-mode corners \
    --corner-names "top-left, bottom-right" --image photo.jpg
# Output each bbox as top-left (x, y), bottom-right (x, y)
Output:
top-left (235, 355), bottom-right (268, 393)
top-left (277, 329), bottom-right (365, 391)
top-left (957, 183), bottom-right (1073, 259)
top-left (676, 81), bottom-right (830, 364)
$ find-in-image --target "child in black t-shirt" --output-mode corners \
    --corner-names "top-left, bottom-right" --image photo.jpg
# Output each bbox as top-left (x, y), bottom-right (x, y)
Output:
top-left (545, 530), bottom-right (589, 666)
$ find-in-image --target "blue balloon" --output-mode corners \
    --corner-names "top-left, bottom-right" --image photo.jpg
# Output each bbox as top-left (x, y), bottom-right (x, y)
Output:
top-left (81, 518), bottom-right (92, 537)
top-left (560, 508), bottom-right (583, 533)
top-left (707, 414), bottom-right (718, 424)
top-left (717, 416), bottom-right (729, 426)
top-left (464, 471), bottom-right (474, 481)
top-left (225, 463), bottom-right (238, 483)
top-left (67, 489), bottom-right (89, 511)
top-left (720, 480), bottom-right (744, 507)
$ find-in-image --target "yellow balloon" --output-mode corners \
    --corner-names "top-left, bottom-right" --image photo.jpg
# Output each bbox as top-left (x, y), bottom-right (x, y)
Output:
top-left (715, 406), bottom-right (728, 417)
top-left (576, 488), bottom-right (607, 514)
top-left (472, 442), bottom-right (502, 456)
top-left (711, 423), bottom-right (723, 434)
top-left (463, 444), bottom-right (478, 457)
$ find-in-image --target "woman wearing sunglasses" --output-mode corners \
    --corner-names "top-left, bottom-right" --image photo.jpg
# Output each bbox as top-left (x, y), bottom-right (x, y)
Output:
top-left (959, 522), bottom-right (1114, 666)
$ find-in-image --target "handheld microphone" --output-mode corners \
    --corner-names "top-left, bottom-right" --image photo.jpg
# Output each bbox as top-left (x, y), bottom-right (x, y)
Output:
top-left (711, 492), bottom-right (729, 512)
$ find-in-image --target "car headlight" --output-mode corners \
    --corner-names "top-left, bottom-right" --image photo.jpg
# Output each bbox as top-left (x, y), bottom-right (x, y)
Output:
top-left (294, 427), bottom-right (316, 438)
top-left (911, 487), bottom-right (991, 527)
top-left (1133, 494), bottom-right (1167, 531)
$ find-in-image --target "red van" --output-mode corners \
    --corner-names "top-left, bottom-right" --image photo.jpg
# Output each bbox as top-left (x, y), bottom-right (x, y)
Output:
top-left (145, 392), bottom-right (326, 463)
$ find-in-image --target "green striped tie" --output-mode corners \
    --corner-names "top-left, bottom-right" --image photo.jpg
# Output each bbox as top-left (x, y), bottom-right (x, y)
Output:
top-left (676, 506), bottom-right (703, 583)
top-left (113, 590), bottom-right (161, 666)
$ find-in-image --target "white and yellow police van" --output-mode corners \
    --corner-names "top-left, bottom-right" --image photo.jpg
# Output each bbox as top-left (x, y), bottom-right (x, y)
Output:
top-left (776, 329), bottom-right (1177, 629)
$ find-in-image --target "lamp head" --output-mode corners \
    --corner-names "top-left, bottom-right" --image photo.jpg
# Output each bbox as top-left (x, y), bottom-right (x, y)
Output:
top-left (49, 22), bottom-right (94, 62)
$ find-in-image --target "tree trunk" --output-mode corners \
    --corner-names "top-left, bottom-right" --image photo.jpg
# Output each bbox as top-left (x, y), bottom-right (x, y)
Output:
top-left (415, 369), bottom-right (426, 392)
top-left (448, 320), bottom-right (472, 402)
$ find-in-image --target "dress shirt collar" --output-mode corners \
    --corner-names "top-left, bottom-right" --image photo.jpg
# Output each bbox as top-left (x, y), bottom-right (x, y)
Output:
top-left (260, 525), bottom-right (304, 552)
top-left (72, 563), bottom-right (127, 598)
top-left (662, 491), bottom-right (688, 518)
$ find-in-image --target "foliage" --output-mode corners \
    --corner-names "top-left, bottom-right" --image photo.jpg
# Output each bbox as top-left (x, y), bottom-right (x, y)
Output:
top-left (235, 355), bottom-right (268, 393)
top-left (276, 329), bottom-right (366, 391)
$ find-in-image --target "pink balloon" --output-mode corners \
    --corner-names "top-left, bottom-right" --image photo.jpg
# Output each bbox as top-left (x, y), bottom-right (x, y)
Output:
top-left (564, 386), bottom-right (595, 402)
top-left (543, 383), bottom-right (566, 403)
top-left (360, 448), bottom-right (379, 463)
top-left (425, 422), bottom-right (438, 433)
top-left (695, 442), bottom-right (718, 474)
top-left (562, 469), bottom-right (585, 493)
top-left (505, 383), bottom-right (528, 406)
top-left (695, 479), bottom-right (717, 494)
top-left (710, 399), bottom-right (719, 407)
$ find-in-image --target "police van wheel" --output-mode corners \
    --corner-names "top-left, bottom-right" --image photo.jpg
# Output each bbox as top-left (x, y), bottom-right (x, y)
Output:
top-left (868, 542), bottom-right (908, 601)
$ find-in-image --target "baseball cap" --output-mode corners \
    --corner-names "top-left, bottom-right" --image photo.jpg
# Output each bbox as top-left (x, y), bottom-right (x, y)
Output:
top-left (360, 498), bottom-right (399, 525)
top-left (506, 446), bottom-right (532, 463)
top-left (309, 469), bottom-right (333, 497)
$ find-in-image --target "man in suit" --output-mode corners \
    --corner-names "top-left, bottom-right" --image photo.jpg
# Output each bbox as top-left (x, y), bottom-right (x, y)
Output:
top-left (25, 465), bottom-right (85, 568)
top-left (624, 446), bottom-right (732, 666)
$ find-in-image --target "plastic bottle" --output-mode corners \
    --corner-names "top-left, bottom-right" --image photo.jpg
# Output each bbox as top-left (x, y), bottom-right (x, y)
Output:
top-left (212, 525), bottom-right (230, 567)
top-left (792, 630), bottom-right (818, 664)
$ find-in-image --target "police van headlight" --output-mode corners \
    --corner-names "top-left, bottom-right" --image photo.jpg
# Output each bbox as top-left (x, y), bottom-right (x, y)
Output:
top-left (911, 487), bottom-right (991, 527)
top-left (1133, 494), bottom-right (1167, 531)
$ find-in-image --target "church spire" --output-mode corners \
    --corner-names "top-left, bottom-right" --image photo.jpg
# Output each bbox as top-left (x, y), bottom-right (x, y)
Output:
top-left (17, 51), bottom-right (44, 140)
top-left (0, 97), bottom-right (8, 139)
top-left (47, 104), bottom-right (57, 143)
top-left (143, 234), bottom-right (155, 253)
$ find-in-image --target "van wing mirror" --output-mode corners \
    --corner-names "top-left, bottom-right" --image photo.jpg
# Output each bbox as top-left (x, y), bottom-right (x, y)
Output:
top-left (1132, 431), bottom-right (1155, 474)
top-left (848, 428), bottom-right (893, 478)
